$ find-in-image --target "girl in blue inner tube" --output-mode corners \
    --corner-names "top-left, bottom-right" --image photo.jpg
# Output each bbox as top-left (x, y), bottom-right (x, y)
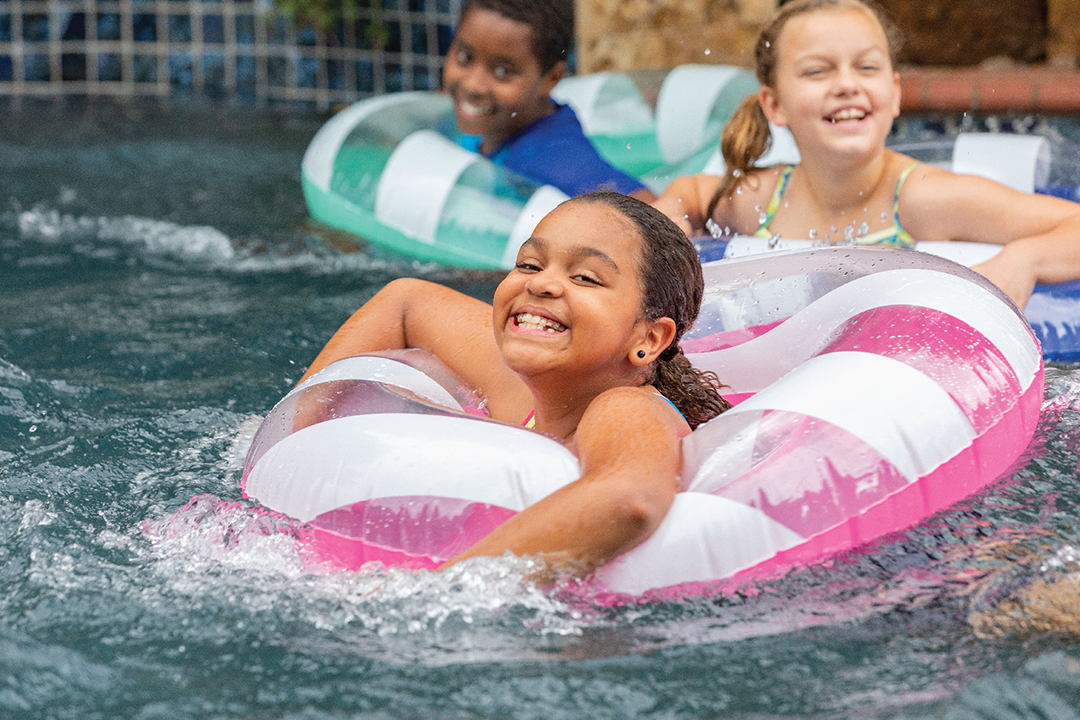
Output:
top-left (652, 0), bottom-right (1080, 310)
top-left (297, 192), bottom-right (730, 578)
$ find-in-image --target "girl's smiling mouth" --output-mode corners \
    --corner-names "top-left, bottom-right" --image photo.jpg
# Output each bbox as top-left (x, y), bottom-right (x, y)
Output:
top-left (512, 311), bottom-right (568, 334)
top-left (825, 107), bottom-right (869, 123)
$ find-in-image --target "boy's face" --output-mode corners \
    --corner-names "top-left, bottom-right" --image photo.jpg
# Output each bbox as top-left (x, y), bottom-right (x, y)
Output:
top-left (443, 7), bottom-right (565, 153)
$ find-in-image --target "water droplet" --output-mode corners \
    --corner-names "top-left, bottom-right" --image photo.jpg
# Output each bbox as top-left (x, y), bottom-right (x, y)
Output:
top-left (736, 186), bottom-right (743, 194)
top-left (704, 48), bottom-right (711, 55)
top-left (858, 222), bottom-right (869, 237)
top-left (626, 143), bottom-right (632, 149)
top-left (765, 41), bottom-right (771, 48)
top-left (768, 233), bottom-right (781, 248)
top-left (759, 211), bottom-right (769, 224)
top-left (29, 425), bottom-right (37, 433)
top-left (809, 228), bottom-right (817, 239)
top-left (830, 226), bottom-right (838, 233)
top-left (844, 224), bottom-right (855, 243)
top-left (881, 211), bottom-right (888, 222)
top-left (733, 168), bottom-right (742, 178)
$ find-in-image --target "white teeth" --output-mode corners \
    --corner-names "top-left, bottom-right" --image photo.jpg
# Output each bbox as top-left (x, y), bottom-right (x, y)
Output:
top-left (828, 108), bottom-right (867, 122)
top-left (515, 312), bottom-right (566, 333)
top-left (459, 99), bottom-right (493, 117)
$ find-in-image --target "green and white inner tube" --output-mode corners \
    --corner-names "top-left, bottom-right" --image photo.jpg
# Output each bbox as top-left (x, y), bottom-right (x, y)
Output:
top-left (301, 65), bottom-right (794, 269)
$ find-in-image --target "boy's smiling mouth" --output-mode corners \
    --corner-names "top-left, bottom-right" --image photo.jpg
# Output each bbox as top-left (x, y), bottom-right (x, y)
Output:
top-left (456, 97), bottom-right (496, 120)
top-left (513, 311), bottom-right (567, 334)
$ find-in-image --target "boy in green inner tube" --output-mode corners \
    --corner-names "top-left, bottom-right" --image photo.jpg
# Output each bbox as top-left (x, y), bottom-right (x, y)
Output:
top-left (443, 0), bottom-right (655, 201)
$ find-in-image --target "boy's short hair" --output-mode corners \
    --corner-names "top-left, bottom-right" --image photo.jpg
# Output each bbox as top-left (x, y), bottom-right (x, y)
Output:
top-left (460, 0), bottom-right (574, 72)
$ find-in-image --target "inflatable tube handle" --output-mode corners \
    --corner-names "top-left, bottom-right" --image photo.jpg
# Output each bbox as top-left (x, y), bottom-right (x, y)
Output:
top-left (655, 65), bottom-right (755, 164)
top-left (552, 72), bottom-right (653, 136)
top-left (550, 73), bottom-right (609, 135)
top-left (302, 92), bottom-right (429, 193)
top-left (288, 355), bottom-right (464, 410)
top-left (502, 185), bottom-right (570, 269)
top-left (952, 133), bottom-right (1051, 194)
top-left (375, 130), bottom-right (480, 244)
top-left (722, 235), bottom-right (1006, 269)
top-left (914, 240), bottom-right (1003, 266)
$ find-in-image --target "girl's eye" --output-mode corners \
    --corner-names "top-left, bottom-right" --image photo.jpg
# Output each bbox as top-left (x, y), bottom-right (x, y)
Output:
top-left (455, 49), bottom-right (470, 64)
top-left (572, 273), bottom-right (601, 285)
top-left (493, 65), bottom-right (512, 79)
top-left (515, 261), bottom-right (540, 273)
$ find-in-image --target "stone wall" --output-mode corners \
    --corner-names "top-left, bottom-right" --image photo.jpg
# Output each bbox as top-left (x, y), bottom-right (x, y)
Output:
top-left (576, 0), bottom-right (776, 73)
top-left (576, 0), bottom-right (1079, 74)
top-left (880, 0), bottom-right (1047, 66)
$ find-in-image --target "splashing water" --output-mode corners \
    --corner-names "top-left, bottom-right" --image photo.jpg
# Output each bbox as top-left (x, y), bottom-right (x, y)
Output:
top-left (4, 104), bottom-right (1080, 720)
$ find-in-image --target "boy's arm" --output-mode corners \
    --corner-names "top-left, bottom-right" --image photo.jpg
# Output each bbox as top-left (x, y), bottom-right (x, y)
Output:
top-left (441, 387), bottom-right (686, 577)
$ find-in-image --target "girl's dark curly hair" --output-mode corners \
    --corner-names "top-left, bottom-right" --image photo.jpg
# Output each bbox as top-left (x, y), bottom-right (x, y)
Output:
top-left (573, 192), bottom-right (731, 428)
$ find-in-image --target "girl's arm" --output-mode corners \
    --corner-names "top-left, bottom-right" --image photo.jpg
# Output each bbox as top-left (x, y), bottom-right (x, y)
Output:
top-left (652, 174), bottom-right (724, 235)
top-left (297, 278), bottom-right (530, 421)
top-left (653, 169), bottom-right (781, 237)
top-left (441, 387), bottom-right (687, 577)
top-left (900, 169), bottom-right (1080, 308)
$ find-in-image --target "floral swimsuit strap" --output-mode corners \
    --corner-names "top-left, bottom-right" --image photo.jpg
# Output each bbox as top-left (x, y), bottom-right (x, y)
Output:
top-left (752, 164), bottom-right (795, 239)
top-left (752, 163), bottom-right (920, 248)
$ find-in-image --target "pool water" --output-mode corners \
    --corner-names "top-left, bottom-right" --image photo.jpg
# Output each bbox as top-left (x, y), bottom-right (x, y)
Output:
top-left (4, 103), bottom-right (1080, 720)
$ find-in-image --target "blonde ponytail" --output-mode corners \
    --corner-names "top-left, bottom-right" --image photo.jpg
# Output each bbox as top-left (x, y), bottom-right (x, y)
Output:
top-left (705, 93), bottom-right (773, 221)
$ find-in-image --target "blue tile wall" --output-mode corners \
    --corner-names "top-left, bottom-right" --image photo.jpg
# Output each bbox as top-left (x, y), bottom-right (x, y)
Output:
top-left (1, 0), bottom-right (462, 110)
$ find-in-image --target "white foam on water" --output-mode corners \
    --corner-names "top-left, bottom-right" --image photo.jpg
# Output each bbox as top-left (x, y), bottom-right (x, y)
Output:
top-left (140, 495), bottom-right (592, 653)
top-left (16, 207), bottom-right (235, 263)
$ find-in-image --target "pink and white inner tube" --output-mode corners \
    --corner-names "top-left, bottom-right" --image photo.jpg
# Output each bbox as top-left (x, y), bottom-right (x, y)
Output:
top-left (241, 247), bottom-right (1043, 596)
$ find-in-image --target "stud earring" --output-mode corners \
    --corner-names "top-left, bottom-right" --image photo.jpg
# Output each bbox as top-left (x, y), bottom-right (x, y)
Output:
top-left (637, 350), bottom-right (646, 358)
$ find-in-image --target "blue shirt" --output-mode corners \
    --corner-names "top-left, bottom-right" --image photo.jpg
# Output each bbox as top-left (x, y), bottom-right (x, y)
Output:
top-left (460, 103), bottom-right (645, 197)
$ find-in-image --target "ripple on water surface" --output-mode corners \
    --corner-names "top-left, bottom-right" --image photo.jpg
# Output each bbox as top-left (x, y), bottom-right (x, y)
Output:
top-left (4, 106), bottom-right (1080, 719)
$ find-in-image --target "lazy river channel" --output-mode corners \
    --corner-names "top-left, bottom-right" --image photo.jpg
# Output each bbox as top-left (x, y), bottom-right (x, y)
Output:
top-left (4, 103), bottom-right (1080, 720)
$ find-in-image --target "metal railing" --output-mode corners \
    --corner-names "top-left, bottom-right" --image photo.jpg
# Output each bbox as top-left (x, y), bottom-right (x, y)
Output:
top-left (0, 0), bottom-right (461, 110)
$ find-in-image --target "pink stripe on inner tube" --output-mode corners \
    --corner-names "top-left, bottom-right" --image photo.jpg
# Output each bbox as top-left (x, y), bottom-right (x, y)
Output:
top-left (712, 410), bottom-right (910, 539)
top-left (304, 496), bottom-right (516, 569)
top-left (683, 319), bottom-right (786, 354)
top-left (820, 306), bottom-right (1022, 434)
